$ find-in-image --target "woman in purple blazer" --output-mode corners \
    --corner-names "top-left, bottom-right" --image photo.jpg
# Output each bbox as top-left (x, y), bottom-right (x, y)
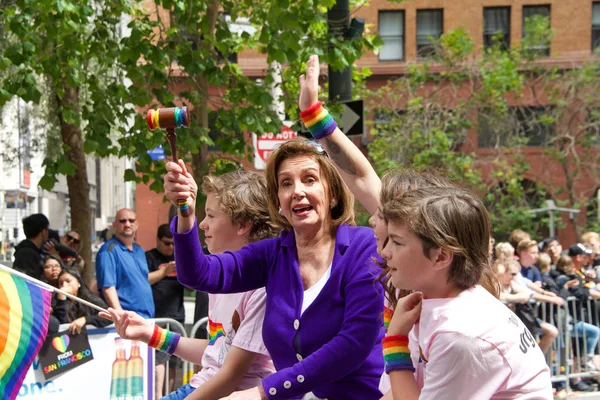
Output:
top-left (164, 139), bottom-right (384, 400)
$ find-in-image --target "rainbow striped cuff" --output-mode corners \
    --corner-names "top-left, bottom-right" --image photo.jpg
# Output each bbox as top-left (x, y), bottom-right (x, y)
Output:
top-left (382, 335), bottom-right (415, 374)
top-left (148, 324), bottom-right (180, 355)
top-left (177, 199), bottom-right (189, 212)
top-left (383, 306), bottom-right (393, 330)
top-left (300, 102), bottom-right (338, 140)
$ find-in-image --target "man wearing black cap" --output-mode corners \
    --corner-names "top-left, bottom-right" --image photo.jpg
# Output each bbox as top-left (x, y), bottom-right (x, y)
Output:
top-left (568, 243), bottom-right (598, 288)
top-left (13, 213), bottom-right (50, 279)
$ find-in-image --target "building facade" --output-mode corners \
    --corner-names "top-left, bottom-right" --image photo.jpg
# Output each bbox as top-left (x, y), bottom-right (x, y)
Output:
top-left (136, 0), bottom-right (600, 248)
top-left (0, 97), bottom-right (134, 262)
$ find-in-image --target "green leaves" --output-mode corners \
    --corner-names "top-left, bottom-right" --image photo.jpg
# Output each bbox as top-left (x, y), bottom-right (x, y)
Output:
top-left (367, 24), bottom-right (600, 238)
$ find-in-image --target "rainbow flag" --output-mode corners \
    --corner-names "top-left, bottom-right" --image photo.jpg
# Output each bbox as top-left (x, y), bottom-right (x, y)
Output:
top-left (208, 319), bottom-right (226, 345)
top-left (0, 269), bottom-right (52, 400)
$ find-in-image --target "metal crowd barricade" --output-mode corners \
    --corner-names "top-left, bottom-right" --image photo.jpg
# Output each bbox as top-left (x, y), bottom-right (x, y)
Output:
top-left (528, 296), bottom-right (600, 394)
top-left (186, 317), bottom-right (209, 383)
top-left (153, 318), bottom-right (189, 396)
top-left (563, 297), bottom-right (600, 381)
top-left (537, 300), bottom-right (569, 388)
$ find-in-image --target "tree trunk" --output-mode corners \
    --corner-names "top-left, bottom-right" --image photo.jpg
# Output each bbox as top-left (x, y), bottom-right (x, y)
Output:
top-left (560, 150), bottom-right (582, 240)
top-left (189, 0), bottom-right (221, 243)
top-left (56, 84), bottom-right (93, 283)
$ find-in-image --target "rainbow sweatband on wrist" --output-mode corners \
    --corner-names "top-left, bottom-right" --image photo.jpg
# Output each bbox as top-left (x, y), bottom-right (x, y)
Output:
top-left (148, 324), bottom-right (180, 355)
top-left (382, 335), bottom-right (415, 373)
top-left (300, 102), bottom-right (338, 140)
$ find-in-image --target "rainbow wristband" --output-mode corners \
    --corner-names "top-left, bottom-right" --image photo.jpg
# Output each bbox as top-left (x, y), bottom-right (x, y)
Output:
top-left (382, 335), bottom-right (415, 374)
top-left (148, 324), bottom-right (180, 355)
top-left (177, 198), bottom-right (189, 213)
top-left (300, 102), bottom-right (338, 140)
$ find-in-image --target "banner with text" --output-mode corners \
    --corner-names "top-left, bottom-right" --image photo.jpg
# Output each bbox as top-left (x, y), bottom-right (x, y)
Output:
top-left (17, 327), bottom-right (154, 400)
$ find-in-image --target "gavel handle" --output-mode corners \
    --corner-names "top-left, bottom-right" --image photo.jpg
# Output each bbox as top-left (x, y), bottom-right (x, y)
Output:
top-left (167, 128), bottom-right (178, 161)
top-left (166, 128), bottom-right (190, 217)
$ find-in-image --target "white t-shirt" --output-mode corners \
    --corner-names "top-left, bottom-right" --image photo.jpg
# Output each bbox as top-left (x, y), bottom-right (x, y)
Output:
top-left (301, 264), bottom-right (332, 315)
top-left (190, 289), bottom-right (275, 389)
top-left (380, 285), bottom-right (552, 399)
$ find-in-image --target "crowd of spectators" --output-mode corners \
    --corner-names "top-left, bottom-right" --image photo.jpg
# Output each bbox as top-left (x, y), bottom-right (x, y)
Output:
top-left (493, 229), bottom-right (600, 395)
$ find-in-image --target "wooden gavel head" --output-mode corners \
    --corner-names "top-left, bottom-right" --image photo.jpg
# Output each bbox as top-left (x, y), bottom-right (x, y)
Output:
top-left (147, 106), bottom-right (189, 130)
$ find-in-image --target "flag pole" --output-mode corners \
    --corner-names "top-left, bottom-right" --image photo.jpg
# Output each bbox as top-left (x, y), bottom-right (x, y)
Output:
top-left (0, 263), bottom-right (108, 314)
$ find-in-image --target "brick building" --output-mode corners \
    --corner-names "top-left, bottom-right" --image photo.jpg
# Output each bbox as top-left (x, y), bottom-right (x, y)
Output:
top-left (136, 0), bottom-right (600, 249)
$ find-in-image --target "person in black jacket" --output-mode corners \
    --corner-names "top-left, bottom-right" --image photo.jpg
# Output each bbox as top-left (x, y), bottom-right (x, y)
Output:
top-left (57, 267), bottom-right (111, 334)
top-left (13, 213), bottom-right (49, 279)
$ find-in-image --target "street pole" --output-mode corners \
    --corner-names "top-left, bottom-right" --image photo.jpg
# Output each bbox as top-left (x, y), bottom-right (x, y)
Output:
top-left (528, 200), bottom-right (580, 238)
top-left (328, 0), bottom-right (352, 102)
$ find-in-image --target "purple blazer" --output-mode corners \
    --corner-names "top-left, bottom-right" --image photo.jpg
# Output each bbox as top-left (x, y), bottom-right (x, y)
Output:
top-left (172, 218), bottom-right (384, 400)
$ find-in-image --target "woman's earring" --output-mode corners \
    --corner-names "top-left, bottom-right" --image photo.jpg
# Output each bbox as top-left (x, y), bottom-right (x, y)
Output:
top-left (330, 199), bottom-right (338, 209)
top-left (278, 207), bottom-right (283, 215)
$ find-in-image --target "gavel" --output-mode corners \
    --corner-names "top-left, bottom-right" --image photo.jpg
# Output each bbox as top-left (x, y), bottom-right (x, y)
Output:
top-left (147, 106), bottom-right (191, 217)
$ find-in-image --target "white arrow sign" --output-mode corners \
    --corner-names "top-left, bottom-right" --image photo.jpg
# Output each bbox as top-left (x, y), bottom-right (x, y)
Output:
top-left (341, 104), bottom-right (360, 134)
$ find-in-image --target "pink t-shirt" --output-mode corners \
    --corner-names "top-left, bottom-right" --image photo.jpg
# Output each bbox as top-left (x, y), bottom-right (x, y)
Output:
top-left (380, 285), bottom-right (552, 399)
top-left (190, 289), bottom-right (275, 389)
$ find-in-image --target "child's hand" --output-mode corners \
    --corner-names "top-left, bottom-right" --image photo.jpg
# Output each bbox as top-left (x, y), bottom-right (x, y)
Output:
top-left (387, 292), bottom-right (423, 336)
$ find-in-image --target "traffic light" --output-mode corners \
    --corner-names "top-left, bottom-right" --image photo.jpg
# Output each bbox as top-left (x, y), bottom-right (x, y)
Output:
top-left (13, 227), bottom-right (18, 239)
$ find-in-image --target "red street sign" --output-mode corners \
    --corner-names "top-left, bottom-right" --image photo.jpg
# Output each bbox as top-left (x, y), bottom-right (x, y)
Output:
top-left (253, 123), bottom-right (297, 169)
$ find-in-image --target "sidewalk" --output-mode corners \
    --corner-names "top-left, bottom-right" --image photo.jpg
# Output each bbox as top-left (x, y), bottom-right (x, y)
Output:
top-left (572, 393), bottom-right (600, 399)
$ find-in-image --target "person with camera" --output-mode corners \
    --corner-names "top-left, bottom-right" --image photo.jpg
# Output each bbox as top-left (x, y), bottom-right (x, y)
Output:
top-left (43, 229), bottom-right (85, 271)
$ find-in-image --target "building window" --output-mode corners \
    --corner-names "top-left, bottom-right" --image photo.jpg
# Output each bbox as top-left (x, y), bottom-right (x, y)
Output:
top-left (417, 9), bottom-right (443, 59)
top-left (484, 7), bottom-right (510, 50)
top-left (379, 11), bottom-right (405, 61)
top-left (522, 5), bottom-right (551, 57)
top-left (593, 2), bottom-right (600, 53)
top-left (516, 106), bottom-right (554, 146)
top-left (478, 106), bottom-right (554, 148)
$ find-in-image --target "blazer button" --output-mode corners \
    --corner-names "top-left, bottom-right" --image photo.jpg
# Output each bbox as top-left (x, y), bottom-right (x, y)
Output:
top-left (297, 375), bottom-right (305, 383)
top-left (296, 353), bottom-right (303, 361)
top-left (293, 319), bottom-right (300, 330)
top-left (284, 381), bottom-right (292, 389)
top-left (269, 387), bottom-right (277, 395)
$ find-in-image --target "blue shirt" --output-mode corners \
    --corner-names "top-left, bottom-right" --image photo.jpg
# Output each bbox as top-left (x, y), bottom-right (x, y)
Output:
top-left (173, 217), bottom-right (384, 400)
top-left (96, 236), bottom-right (154, 318)
top-left (520, 264), bottom-right (542, 284)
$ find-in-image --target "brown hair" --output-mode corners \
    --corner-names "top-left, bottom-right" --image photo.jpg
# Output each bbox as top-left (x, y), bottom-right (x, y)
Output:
top-left (383, 186), bottom-right (500, 298)
top-left (516, 239), bottom-right (538, 254)
top-left (264, 137), bottom-right (355, 232)
top-left (508, 229), bottom-right (531, 252)
top-left (556, 254), bottom-right (575, 275)
top-left (377, 169), bottom-right (455, 308)
top-left (201, 169), bottom-right (278, 243)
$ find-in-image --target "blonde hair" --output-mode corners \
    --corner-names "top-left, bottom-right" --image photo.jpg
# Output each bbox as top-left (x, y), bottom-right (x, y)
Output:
top-left (264, 137), bottom-right (354, 232)
top-left (492, 258), bottom-right (509, 274)
top-left (493, 258), bottom-right (519, 274)
top-left (582, 231), bottom-right (600, 241)
top-left (383, 186), bottom-right (500, 298)
top-left (537, 252), bottom-right (552, 273)
top-left (516, 239), bottom-right (538, 254)
top-left (201, 170), bottom-right (278, 242)
top-left (495, 242), bottom-right (515, 261)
